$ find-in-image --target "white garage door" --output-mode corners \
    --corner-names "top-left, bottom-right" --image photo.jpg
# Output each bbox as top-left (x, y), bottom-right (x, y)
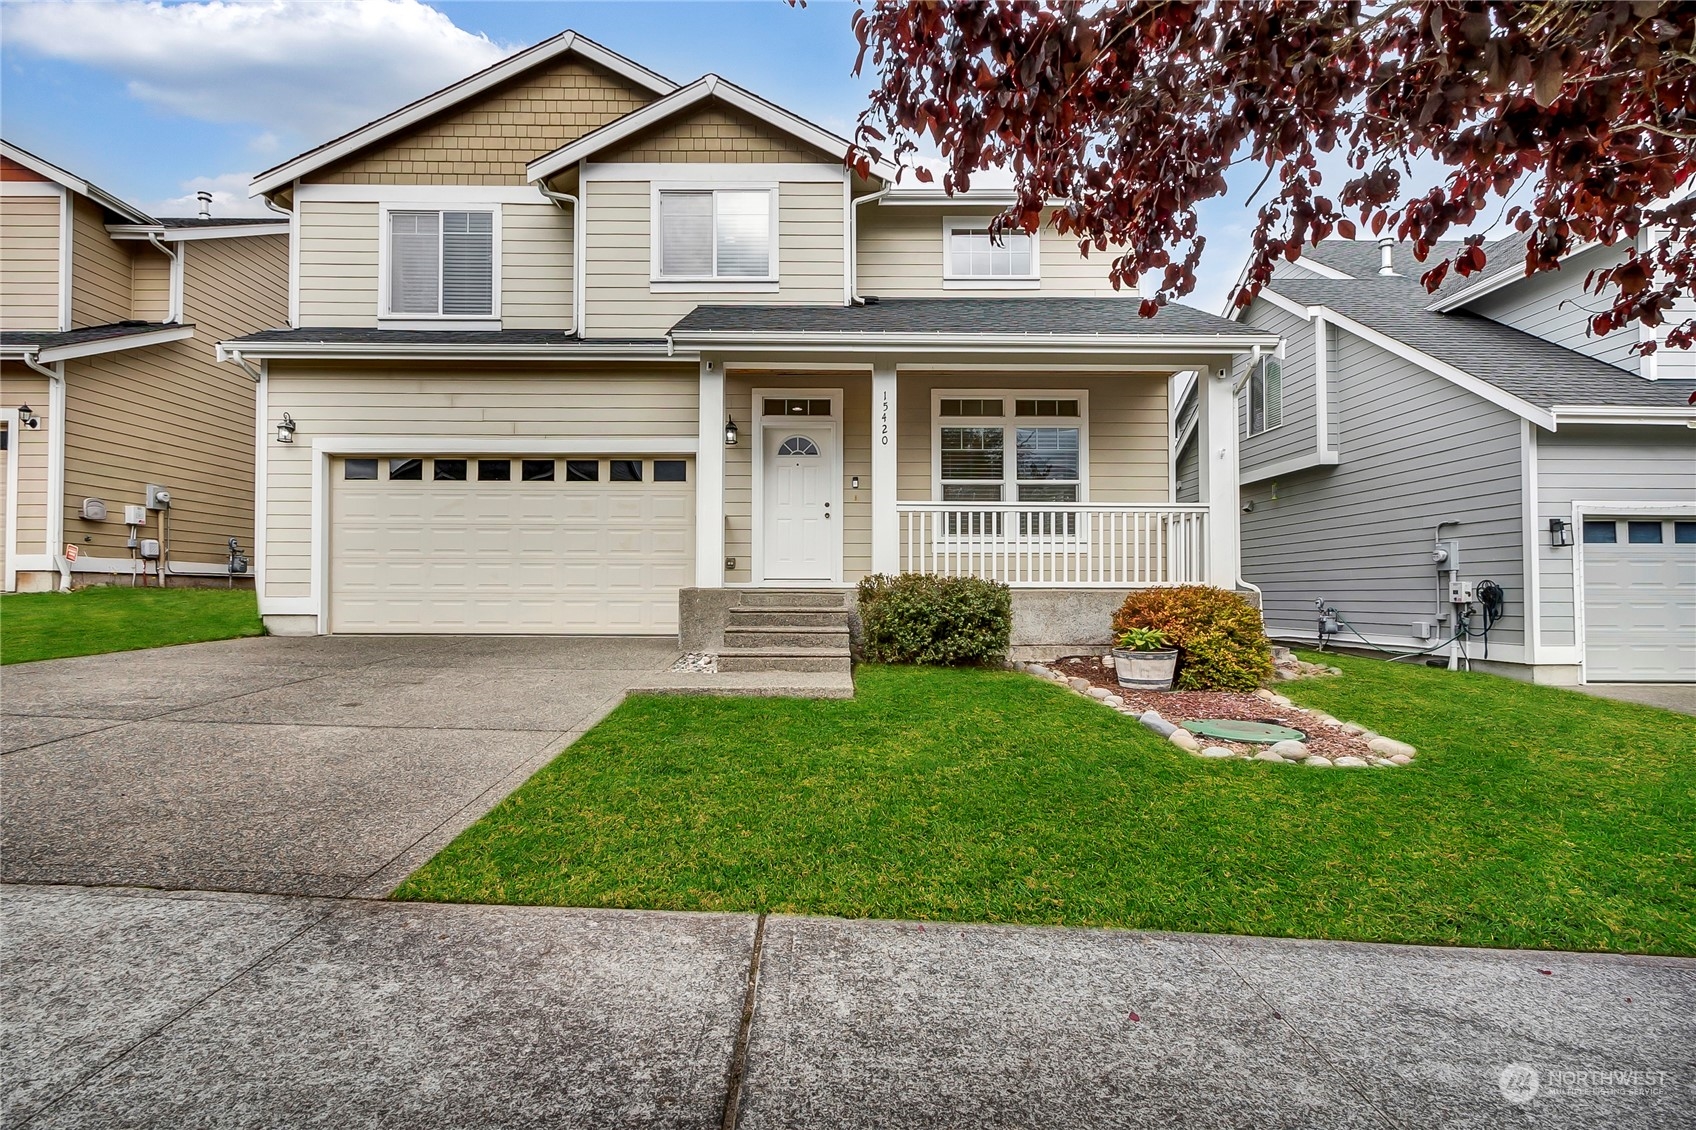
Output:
top-left (330, 455), bottom-right (693, 634)
top-left (1581, 517), bottom-right (1696, 682)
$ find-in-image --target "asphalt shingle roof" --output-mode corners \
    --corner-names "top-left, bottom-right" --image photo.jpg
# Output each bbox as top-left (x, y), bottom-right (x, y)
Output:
top-left (671, 298), bottom-right (1256, 337)
top-left (156, 217), bottom-right (289, 229)
top-left (1, 322), bottom-right (187, 351)
top-left (1297, 236), bottom-right (1540, 297)
top-left (1268, 277), bottom-right (1695, 409)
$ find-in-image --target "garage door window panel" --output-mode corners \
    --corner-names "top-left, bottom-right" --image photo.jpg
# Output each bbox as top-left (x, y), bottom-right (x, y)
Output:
top-left (478, 460), bottom-right (511, 481)
top-left (1628, 521), bottom-right (1663, 544)
top-left (611, 460), bottom-right (643, 482)
top-left (522, 459), bottom-right (556, 482)
top-left (654, 460), bottom-right (687, 482)
top-left (565, 460), bottom-right (597, 482)
top-left (344, 459), bottom-right (378, 481)
top-left (389, 458), bottom-right (423, 481)
top-left (1583, 520), bottom-right (1616, 543)
top-left (434, 459), bottom-right (467, 481)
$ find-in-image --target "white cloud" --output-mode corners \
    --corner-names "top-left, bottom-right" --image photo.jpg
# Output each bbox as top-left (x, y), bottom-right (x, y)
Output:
top-left (3, 0), bottom-right (510, 141)
top-left (145, 171), bottom-right (276, 219)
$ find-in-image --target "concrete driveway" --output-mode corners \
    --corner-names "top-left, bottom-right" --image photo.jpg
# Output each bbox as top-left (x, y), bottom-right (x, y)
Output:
top-left (0, 635), bottom-right (679, 896)
top-left (4, 636), bottom-right (1692, 1128)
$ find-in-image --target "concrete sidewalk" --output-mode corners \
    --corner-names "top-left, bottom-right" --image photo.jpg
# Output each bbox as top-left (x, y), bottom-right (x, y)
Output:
top-left (5, 885), bottom-right (1691, 1129)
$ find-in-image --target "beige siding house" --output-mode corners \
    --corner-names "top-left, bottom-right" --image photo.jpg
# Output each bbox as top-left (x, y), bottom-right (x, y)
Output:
top-left (1, 142), bottom-right (288, 592)
top-left (223, 31), bottom-right (1273, 657)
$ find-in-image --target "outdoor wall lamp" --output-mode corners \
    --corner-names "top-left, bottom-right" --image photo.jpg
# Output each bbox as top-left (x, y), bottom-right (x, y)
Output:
top-left (724, 415), bottom-right (739, 446)
top-left (1548, 518), bottom-right (1573, 548)
top-left (17, 404), bottom-right (39, 429)
top-left (276, 412), bottom-right (297, 444)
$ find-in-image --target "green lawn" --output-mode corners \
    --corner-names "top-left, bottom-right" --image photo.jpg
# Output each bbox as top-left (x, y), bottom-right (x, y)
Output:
top-left (394, 653), bottom-right (1696, 956)
top-left (0, 585), bottom-right (263, 664)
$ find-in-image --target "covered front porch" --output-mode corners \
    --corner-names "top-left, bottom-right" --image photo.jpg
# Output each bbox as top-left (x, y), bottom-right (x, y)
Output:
top-left (674, 299), bottom-right (1278, 606)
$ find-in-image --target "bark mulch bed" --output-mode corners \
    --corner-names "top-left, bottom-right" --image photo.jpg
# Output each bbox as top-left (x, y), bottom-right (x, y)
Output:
top-left (1051, 655), bottom-right (1378, 762)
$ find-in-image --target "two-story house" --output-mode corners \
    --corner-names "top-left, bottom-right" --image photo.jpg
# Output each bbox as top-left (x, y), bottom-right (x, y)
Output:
top-left (0, 141), bottom-right (289, 592)
top-left (1176, 237), bottom-right (1696, 686)
top-left (220, 31), bottom-right (1278, 662)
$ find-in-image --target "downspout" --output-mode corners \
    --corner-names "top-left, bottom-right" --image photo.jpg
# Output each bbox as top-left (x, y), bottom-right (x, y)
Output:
top-left (221, 346), bottom-right (263, 384)
top-left (145, 232), bottom-right (182, 323)
top-left (848, 184), bottom-right (891, 305)
top-left (535, 181), bottom-right (583, 337)
top-left (22, 349), bottom-right (69, 591)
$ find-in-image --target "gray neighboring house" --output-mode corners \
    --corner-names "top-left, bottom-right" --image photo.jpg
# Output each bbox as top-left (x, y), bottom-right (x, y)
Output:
top-left (1175, 237), bottom-right (1696, 686)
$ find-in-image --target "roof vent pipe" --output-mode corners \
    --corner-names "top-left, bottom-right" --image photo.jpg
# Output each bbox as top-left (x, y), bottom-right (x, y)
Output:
top-left (196, 191), bottom-right (213, 220)
top-left (1378, 237), bottom-right (1395, 276)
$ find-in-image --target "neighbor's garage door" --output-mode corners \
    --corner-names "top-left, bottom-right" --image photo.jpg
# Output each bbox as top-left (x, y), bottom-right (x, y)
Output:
top-left (1580, 516), bottom-right (1696, 682)
top-left (330, 455), bottom-right (693, 634)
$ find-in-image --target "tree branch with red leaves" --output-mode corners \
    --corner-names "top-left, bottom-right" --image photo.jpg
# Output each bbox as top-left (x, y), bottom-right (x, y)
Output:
top-left (845, 0), bottom-right (1696, 364)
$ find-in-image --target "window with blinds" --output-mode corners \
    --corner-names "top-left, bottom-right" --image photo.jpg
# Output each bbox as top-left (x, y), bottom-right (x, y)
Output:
top-left (388, 209), bottom-right (494, 316)
top-left (1247, 355), bottom-right (1283, 436)
top-left (656, 189), bottom-right (773, 280)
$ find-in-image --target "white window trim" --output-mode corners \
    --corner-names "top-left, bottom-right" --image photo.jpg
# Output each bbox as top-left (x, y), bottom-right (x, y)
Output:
top-left (929, 387), bottom-right (1090, 505)
top-left (941, 214), bottom-right (1040, 287)
top-left (1244, 345), bottom-right (1285, 438)
top-left (377, 203), bottom-right (502, 323)
top-left (650, 184), bottom-right (779, 287)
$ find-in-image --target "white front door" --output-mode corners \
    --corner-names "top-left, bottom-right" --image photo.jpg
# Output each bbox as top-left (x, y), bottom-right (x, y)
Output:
top-left (763, 427), bottom-right (835, 580)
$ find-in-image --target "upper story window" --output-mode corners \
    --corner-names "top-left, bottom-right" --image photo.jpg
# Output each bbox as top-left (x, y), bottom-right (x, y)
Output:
top-left (655, 188), bottom-right (775, 282)
top-left (944, 218), bottom-right (1038, 286)
top-left (1246, 354), bottom-right (1282, 437)
top-left (387, 209), bottom-right (495, 317)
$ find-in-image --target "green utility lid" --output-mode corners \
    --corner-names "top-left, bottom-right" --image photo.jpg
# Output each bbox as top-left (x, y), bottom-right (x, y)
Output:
top-left (1181, 719), bottom-right (1307, 743)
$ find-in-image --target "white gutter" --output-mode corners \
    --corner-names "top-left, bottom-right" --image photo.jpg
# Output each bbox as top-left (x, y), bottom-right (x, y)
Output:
top-left (535, 182), bottom-right (584, 336)
top-left (216, 340), bottom-right (688, 363)
top-left (1549, 405), bottom-right (1696, 426)
top-left (37, 324), bottom-right (195, 364)
top-left (20, 350), bottom-right (69, 590)
top-left (221, 346), bottom-right (263, 384)
top-left (669, 331), bottom-right (1282, 353)
top-left (145, 233), bottom-right (183, 323)
top-left (848, 184), bottom-right (891, 305)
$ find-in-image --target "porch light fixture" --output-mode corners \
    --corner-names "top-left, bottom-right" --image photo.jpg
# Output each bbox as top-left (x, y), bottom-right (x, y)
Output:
top-left (1548, 517), bottom-right (1573, 548)
top-left (17, 404), bottom-right (39, 430)
top-left (276, 412), bottom-right (297, 444)
top-left (724, 415), bottom-right (739, 446)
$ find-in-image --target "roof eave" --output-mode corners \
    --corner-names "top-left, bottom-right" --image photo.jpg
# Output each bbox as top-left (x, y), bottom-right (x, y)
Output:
top-left (667, 330), bottom-right (1280, 354)
top-left (216, 339), bottom-right (693, 362)
top-left (252, 31), bottom-right (678, 198)
top-left (526, 73), bottom-right (891, 183)
top-left (37, 324), bottom-right (195, 364)
top-left (0, 140), bottom-right (157, 225)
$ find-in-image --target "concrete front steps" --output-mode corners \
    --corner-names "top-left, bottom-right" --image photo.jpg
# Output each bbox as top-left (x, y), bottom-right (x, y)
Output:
top-left (718, 589), bottom-right (853, 675)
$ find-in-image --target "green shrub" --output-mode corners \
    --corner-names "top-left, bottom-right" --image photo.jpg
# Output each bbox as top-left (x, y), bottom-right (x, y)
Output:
top-left (856, 573), bottom-right (1012, 666)
top-left (1111, 585), bottom-right (1272, 690)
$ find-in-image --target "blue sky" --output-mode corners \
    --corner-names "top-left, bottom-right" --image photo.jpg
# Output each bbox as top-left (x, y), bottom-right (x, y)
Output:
top-left (0, 0), bottom-right (1297, 311)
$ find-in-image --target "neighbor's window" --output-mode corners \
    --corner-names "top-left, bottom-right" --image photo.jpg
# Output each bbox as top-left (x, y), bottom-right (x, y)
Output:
top-left (1246, 355), bottom-right (1282, 437)
top-left (388, 210), bottom-right (494, 316)
top-left (656, 189), bottom-right (773, 280)
top-left (945, 221), bottom-right (1035, 280)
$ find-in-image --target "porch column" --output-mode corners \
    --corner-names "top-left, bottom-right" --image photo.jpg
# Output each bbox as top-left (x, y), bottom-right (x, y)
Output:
top-left (1196, 360), bottom-right (1241, 589)
top-left (696, 357), bottom-right (725, 587)
top-left (870, 359), bottom-right (899, 574)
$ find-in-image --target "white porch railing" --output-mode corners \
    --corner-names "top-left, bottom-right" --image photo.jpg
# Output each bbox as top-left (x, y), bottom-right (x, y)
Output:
top-left (897, 503), bottom-right (1209, 587)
